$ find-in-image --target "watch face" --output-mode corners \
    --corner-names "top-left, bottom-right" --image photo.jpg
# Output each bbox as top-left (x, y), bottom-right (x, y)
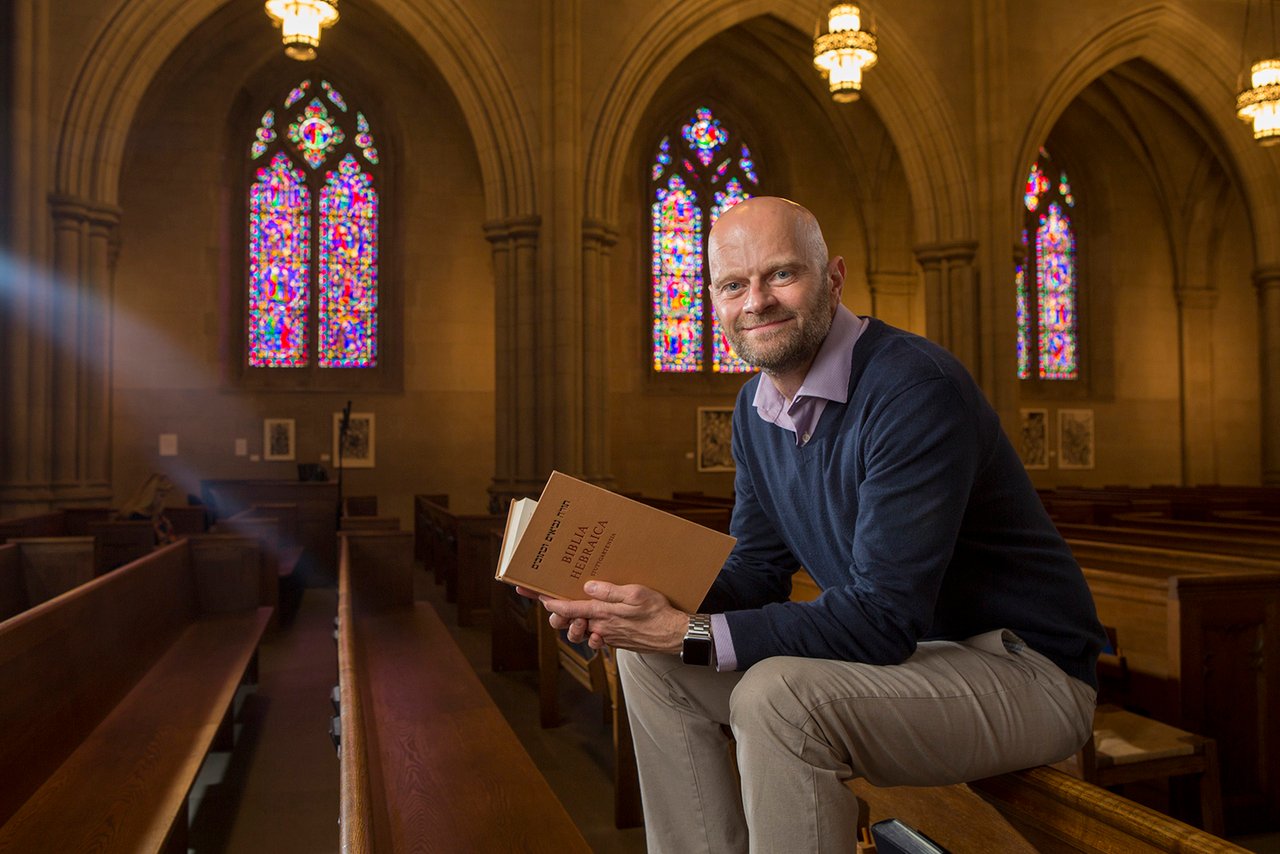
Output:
top-left (682, 637), bottom-right (714, 667)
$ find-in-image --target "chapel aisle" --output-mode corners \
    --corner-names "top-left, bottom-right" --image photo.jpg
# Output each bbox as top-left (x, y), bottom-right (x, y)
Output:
top-left (183, 569), bottom-right (645, 853)
top-left (188, 587), bottom-right (341, 854)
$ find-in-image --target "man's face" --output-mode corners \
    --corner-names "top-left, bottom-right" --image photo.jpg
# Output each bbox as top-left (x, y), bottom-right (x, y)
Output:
top-left (708, 204), bottom-right (843, 377)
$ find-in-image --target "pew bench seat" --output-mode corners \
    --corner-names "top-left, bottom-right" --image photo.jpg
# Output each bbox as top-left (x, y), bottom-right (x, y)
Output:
top-left (850, 764), bottom-right (1244, 853)
top-left (0, 539), bottom-right (273, 853)
top-left (0, 610), bottom-right (270, 852)
top-left (338, 532), bottom-right (588, 852)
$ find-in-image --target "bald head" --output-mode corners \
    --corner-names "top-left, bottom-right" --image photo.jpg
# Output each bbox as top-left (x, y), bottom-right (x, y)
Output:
top-left (705, 197), bottom-right (845, 393)
top-left (708, 197), bottom-right (829, 281)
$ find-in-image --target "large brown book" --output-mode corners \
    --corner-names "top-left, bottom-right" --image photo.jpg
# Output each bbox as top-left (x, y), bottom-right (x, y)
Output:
top-left (494, 471), bottom-right (736, 612)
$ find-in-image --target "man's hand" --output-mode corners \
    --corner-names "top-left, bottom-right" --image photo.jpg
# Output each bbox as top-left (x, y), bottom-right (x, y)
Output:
top-left (537, 581), bottom-right (688, 655)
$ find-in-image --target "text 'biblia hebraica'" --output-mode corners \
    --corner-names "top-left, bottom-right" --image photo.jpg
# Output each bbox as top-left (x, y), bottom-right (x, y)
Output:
top-left (495, 471), bottom-right (734, 611)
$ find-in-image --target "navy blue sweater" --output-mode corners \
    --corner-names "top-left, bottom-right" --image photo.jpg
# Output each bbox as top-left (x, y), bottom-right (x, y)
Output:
top-left (703, 319), bottom-right (1105, 688)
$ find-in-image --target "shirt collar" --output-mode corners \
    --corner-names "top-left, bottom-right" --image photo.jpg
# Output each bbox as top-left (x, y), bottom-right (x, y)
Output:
top-left (752, 305), bottom-right (866, 419)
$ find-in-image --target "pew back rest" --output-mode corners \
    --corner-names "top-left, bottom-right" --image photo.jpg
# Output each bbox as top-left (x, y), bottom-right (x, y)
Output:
top-left (0, 544), bottom-right (23, 622)
top-left (343, 531), bottom-right (414, 613)
top-left (0, 541), bottom-right (198, 825)
top-left (1061, 523), bottom-right (1280, 561)
top-left (165, 504), bottom-right (210, 535)
top-left (9, 536), bottom-right (96, 606)
top-left (189, 531), bottom-right (278, 613)
top-left (0, 511), bottom-right (66, 540)
top-left (59, 507), bottom-right (113, 536)
top-left (85, 519), bottom-right (156, 573)
top-left (248, 502), bottom-right (301, 541)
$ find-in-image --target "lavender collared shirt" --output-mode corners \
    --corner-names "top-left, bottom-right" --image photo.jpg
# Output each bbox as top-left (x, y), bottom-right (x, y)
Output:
top-left (708, 305), bottom-right (868, 671)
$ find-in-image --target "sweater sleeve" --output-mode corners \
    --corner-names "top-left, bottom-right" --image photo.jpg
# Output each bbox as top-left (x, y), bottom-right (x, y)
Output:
top-left (723, 376), bottom-right (983, 669)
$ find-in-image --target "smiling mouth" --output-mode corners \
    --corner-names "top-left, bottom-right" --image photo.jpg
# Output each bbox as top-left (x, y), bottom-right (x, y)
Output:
top-left (740, 317), bottom-right (793, 332)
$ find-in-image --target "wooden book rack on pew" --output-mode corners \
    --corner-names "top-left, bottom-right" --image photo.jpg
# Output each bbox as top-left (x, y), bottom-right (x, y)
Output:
top-left (0, 539), bottom-right (272, 852)
top-left (1069, 541), bottom-right (1280, 831)
top-left (335, 531), bottom-right (589, 852)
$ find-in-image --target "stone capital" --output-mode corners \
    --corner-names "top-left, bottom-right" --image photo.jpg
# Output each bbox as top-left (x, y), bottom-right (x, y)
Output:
top-left (1174, 287), bottom-right (1218, 309)
top-left (484, 215), bottom-right (542, 245)
top-left (913, 240), bottom-right (978, 268)
top-left (1254, 265), bottom-right (1280, 292)
top-left (582, 217), bottom-right (619, 247)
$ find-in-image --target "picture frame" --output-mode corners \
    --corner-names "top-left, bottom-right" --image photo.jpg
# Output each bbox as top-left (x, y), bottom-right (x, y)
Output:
top-left (333, 411), bottom-right (376, 469)
top-left (263, 418), bottom-right (296, 462)
top-left (1057, 408), bottom-right (1095, 470)
top-left (1018, 408), bottom-right (1049, 470)
top-left (696, 406), bottom-right (735, 472)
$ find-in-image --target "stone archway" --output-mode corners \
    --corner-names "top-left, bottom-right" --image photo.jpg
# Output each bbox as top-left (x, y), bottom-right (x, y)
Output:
top-left (1018, 2), bottom-right (1280, 484)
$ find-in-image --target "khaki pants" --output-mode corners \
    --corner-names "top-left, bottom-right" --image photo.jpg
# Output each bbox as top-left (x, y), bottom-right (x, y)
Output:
top-left (617, 630), bottom-right (1096, 854)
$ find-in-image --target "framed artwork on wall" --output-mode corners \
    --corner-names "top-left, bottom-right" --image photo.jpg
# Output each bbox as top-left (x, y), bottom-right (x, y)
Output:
top-left (333, 411), bottom-right (376, 469)
top-left (263, 418), bottom-right (296, 461)
top-left (1018, 408), bottom-right (1049, 470)
top-left (696, 406), bottom-right (735, 472)
top-left (1057, 408), bottom-right (1095, 470)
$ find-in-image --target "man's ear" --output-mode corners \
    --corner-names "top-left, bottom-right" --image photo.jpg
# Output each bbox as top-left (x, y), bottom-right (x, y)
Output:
top-left (828, 256), bottom-right (847, 305)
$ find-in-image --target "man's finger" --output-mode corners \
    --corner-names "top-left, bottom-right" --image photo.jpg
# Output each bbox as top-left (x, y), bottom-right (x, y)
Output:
top-left (540, 596), bottom-right (596, 619)
top-left (583, 581), bottom-right (635, 604)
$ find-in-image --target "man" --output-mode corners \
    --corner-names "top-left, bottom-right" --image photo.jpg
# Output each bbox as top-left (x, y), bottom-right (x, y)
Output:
top-left (537, 197), bottom-right (1104, 853)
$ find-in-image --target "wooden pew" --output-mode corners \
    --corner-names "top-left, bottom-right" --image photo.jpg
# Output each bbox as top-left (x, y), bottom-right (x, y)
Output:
top-left (0, 539), bottom-right (272, 852)
top-left (201, 479), bottom-right (339, 582)
top-left (414, 494), bottom-right (503, 626)
top-left (0, 508), bottom-right (161, 575)
top-left (848, 765), bottom-right (1244, 852)
top-left (86, 519), bottom-right (156, 572)
top-left (1057, 518), bottom-right (1280, 562)
top-left (340, 515), bottom-right (400, 531)
top-left (211, 506), bottom-right (304, 627)
top-left (1, 536), bottom-right (96, 610)
top-left (412, 493), bottom-right (448, 563)
top-left (1069, 543), bottom-right (1280, 832)
top-left (0, 545), bottom-right (22, 622)
top-left (0, 510), bottom-right (65, 540)
top-left (335, 531), bottom-right (589, 852)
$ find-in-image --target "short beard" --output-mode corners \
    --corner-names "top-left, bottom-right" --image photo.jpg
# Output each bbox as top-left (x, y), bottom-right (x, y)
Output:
top-left (725, 285), bottom-right (834, 374)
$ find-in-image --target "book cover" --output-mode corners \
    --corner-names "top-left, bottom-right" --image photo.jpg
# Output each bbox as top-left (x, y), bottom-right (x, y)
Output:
top-left (494, 471), bottom-right (736, 613)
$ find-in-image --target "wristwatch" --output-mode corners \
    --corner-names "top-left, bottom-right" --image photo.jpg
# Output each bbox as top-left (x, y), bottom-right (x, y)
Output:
top-left (681, 614), bottom-right (715, 666)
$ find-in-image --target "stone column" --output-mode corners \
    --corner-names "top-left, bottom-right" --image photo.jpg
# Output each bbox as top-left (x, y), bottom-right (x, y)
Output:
top-left (866, 270), bottom-right (919, 333)
top-left (44, 194), bottom-right (119, 506)
top-left (48, 195), bottom-right (86, 491)
top-left (1174, 287), bottom-right (1218, 485)
top-left (914, 241), bottom-right (979, 374)
top-left (1255, 266), bottom-right (1280, 485)
top-left (84, 203), bottom-right (122, 492)
top-left (582, 218), bottom-right (618, 489)
top-left (485, 216), bottom-right (544, 511)
top-left (0, 0), bottom-right (55, 515)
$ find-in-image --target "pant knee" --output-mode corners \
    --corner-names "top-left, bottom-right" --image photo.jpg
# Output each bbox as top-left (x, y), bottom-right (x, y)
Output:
top-left (729, 657), bottom-right (806, 737)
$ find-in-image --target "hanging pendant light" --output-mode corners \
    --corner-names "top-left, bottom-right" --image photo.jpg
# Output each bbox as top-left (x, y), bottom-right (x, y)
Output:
top-left (1237, 60), bottom-right (1280, 145)
top-left (1236, 0), bottom-right (1280, 145)
top-left (265, 0), bottom-right (340, 62)
top-left (813, 4), bottom-right (878, 103)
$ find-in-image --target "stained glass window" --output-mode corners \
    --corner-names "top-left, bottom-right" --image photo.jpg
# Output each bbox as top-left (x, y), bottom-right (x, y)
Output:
top-left (319, 156), bottom-right (378, 367)
top-left (246, 80), bottom-right (381, 370)
top-left (1018, 149), bottom-right (1078, 381)
top-left (651, 106), bottom-right (760, 373)
top-left (248, 153), bottom-right (310, 367)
